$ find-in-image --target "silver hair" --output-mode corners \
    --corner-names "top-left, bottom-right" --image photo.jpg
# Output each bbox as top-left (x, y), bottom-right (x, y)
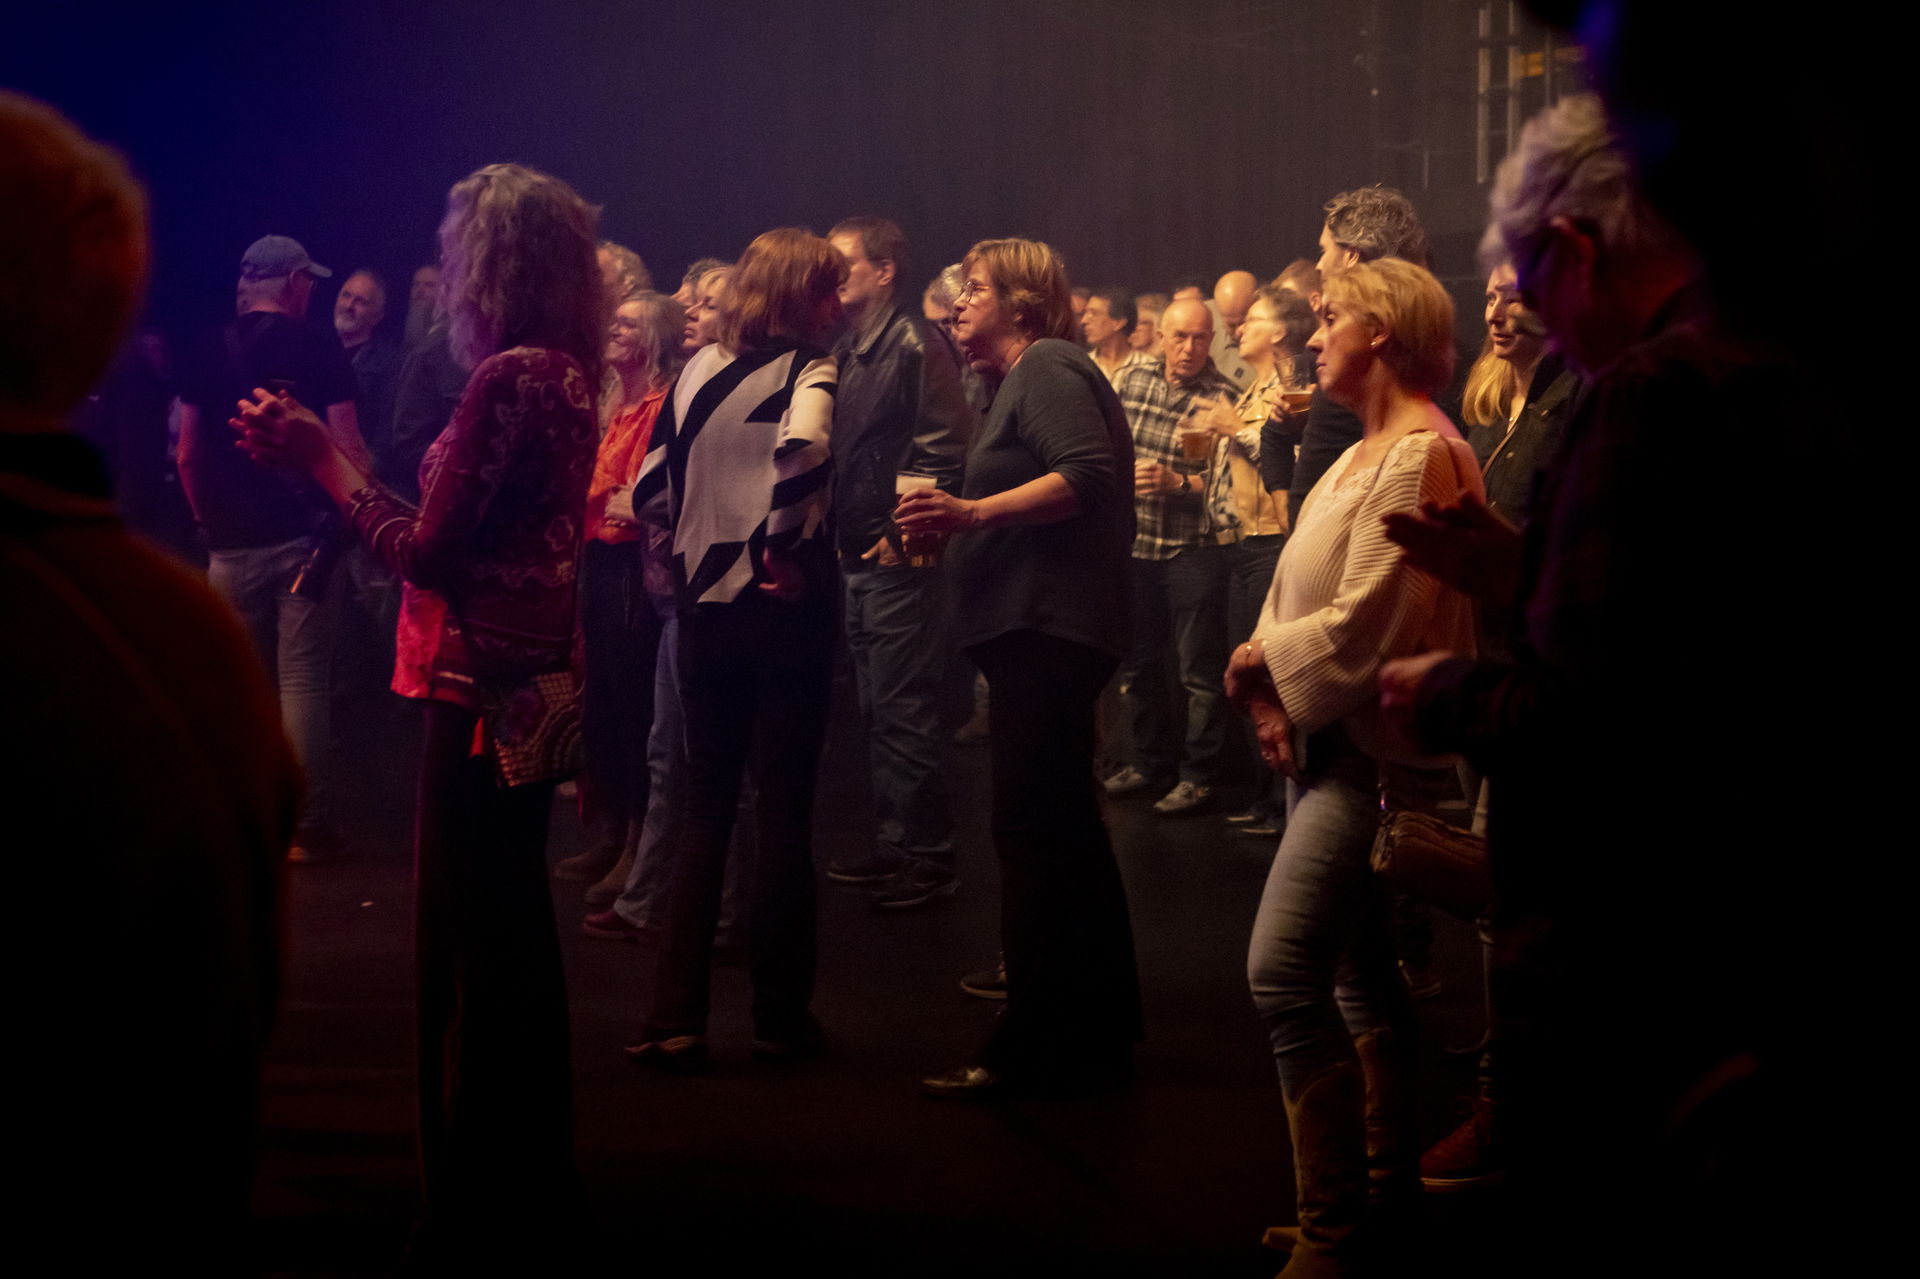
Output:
top-left (1482, 93), bottom-right (1675, 271)
top-left (924, 263), bottom-right (965, 311)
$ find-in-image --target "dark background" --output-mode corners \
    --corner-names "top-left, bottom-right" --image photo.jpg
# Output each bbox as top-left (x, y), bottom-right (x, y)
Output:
top-left (12, 0), bottom-right (1573, 344)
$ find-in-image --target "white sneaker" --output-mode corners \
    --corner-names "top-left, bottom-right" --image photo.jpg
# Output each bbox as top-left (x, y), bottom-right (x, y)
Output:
top-left (1152, 781), bottom-right (1212, 816)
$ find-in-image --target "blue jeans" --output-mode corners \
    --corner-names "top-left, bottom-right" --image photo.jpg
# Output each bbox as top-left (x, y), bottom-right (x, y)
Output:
top-left (206, 536), bottom-right (337, 843)
top-left (611, 616), bottom-right (747, 945)
top-left (842, 563), bottom-right (955, 873)
top-left (1120, 546), bottom-right (1231, 787)
top-left (1246, 733), bottom-right (1415, 1101)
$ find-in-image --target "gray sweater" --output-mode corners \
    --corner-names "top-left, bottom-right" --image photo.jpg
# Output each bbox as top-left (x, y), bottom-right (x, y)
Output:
top-left (946, 339), bottom-right (1135, 660)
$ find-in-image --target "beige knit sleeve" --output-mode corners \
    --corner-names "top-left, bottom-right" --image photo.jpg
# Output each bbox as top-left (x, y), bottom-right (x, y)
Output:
top-left (1254, 433), bottom-right (1464, 736)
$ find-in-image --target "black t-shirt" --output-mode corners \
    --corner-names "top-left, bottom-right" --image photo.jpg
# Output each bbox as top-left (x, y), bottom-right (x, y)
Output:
top-left (180, 310), bottom-right (358, 548)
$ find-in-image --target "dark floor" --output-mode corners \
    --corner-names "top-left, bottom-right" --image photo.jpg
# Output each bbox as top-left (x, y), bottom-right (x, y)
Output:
top-left (252, 665), bottom-right (1494, 1277)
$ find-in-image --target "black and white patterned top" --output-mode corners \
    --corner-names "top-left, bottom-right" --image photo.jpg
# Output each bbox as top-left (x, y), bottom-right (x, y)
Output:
top-left (631, 341), bottom-right (836, 606)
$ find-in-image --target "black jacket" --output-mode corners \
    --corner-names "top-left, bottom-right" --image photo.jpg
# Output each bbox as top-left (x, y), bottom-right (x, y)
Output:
top-left (829, 301), bottom-right (974, 560)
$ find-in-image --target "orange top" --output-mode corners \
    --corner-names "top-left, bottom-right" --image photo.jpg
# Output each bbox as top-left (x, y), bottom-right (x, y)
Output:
top-left (586, 384), bottom-right (668, 544)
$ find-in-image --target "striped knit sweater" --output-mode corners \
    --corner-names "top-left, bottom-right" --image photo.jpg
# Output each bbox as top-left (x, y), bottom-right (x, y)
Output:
top-left (631, 341), bottom-right (836, 606)
top-left (1254, 429), bottom-right (1481, 767)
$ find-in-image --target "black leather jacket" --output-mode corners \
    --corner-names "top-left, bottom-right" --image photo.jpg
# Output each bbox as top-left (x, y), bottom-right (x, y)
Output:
top-left (829, 301), bottom-right (975, 561)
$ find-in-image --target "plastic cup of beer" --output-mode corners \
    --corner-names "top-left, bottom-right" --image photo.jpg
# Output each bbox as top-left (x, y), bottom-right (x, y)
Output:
top-left (1278, 387), bottom-right (1314, 415)
top-left (894, 471), bottom-right (943, 567)
top-left (1179, 424), bottom-right (1214, 461)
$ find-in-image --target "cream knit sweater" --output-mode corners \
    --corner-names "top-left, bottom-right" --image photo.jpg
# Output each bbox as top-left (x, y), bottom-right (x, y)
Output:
top-left (1254, 429), bottom-right (1482, 767)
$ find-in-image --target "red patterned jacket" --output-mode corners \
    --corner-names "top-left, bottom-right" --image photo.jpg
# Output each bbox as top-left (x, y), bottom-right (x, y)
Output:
top-left (346, 346), bottom-right (597, 707)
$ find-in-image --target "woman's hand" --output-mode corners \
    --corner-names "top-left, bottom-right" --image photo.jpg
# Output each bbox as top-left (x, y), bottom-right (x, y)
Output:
top-left (758, 548), bottom-right (806, 602)
top-left (894, 486), bottom-right (980, 534)
top-left (231, 388), bottom-right (337, 474)
top-left (1200, 393), bottom-right (1242, 438)
top-left (603, 484), bottom-right (637, 528)
top-left (1378, 650), bottom-right (1454, 752)
top-left (1224, 637), bottom-right (1273, 707)
top-left (1247, 692), bottom-right (1300, 781)
top-left (1381, 493), bottom-right (1521, 603)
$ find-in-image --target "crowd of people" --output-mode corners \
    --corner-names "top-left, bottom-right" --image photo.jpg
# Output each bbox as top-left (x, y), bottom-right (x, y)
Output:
top-left (6, 24), bottom-right (1830, 1267)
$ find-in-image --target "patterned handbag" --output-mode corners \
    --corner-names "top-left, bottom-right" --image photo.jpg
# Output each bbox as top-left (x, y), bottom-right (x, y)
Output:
top-left (476, 668), bottom-right (584, 789)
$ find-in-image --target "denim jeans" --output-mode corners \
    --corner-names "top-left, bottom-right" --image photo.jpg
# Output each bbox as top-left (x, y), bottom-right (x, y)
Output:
top-left (206, 536), bottom-right (338, 843)
top-left (1246, 732), bottom-right (1416, 1101)
top-left (1120, 545), bottom-right (1232, 787)
top-left (843, 562), bottom-right (955, 873)
top-left (611, 615), bottom-right (747, 945)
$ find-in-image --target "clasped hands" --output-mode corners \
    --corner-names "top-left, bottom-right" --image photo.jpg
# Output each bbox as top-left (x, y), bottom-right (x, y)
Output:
top-left (229, 387), bottom-right (335, 474)
top-left (1224, 637), bottom-right (1300, 781)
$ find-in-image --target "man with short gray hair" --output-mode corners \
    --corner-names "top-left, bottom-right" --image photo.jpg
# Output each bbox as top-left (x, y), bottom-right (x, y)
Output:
top-left (1384, 93), bottom-right (1754, 1264)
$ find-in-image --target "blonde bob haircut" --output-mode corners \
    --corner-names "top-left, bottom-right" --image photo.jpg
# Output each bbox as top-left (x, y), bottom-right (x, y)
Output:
top-left (1321, 257), bottom-right (1456, 399)
top-left (960, 238), bottom-right (1078, 344)
top-left (716, 228), bottom-right (846, 354)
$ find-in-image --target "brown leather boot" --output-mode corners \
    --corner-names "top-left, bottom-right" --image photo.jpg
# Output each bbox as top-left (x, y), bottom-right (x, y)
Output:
top-left (1277, 1060), bottom-right (1369, 1277)
top-left (1354, 1028), bottom-right (1420, 1208)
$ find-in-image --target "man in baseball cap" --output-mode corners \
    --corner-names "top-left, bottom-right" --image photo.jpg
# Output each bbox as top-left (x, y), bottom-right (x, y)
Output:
top-left (239, 233), bottom-right (332, 282)
top-left (178, 231), bottom-right (368, 863)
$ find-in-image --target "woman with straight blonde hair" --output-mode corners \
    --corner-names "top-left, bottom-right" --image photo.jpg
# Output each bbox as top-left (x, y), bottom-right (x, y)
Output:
top-left (1226, 256), bottom-right (1481, 1274)
top-left (623, 227), bottom-right (843, 1068)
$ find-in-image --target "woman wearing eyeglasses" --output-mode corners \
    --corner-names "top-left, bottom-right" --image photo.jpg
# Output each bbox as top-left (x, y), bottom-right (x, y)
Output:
top-left (895, 237), bottom-right (1141, 1099)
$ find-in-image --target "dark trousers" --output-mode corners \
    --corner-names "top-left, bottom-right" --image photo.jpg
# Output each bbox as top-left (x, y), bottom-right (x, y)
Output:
top-left (647, 590), bottom-right (835, 1039)
top-left (970, 629), bottom-right (1143, 1075)
top-left (414, 701), bottom-right (576, 1248)
top-left (580, 539), bottom-right (664, 827)
top-left (1121, 545), bottom-right (1232, 786)
top-left (1227, 533), bottom-right (1286, 806)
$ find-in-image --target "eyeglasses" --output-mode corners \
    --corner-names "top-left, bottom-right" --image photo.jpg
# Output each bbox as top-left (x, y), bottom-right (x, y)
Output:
top-left (955, 279), bottom-right (991, 305)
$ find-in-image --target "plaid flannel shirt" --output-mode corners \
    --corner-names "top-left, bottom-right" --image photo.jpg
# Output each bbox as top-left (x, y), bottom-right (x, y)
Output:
top-left (1117, 358), bottom-right (1240, 560)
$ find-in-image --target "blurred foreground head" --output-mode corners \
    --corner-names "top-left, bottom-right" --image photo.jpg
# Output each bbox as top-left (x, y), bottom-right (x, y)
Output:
top-left (0, 91), bottom-right (148, 425)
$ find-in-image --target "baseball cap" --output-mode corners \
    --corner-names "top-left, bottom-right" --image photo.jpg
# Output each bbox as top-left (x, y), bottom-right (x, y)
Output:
top-left (239, 235), bottom-right (332, 283)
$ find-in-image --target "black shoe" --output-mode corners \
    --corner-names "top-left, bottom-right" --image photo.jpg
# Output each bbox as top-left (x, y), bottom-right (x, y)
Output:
top-left (872, 867), bottom-right (958, 911)
top-left (751, 1013), bottom-right (824, 1062)
top-left (825, 852), bottom-right (901, 885)
top-left (1238, 816), bottom-right (1283, 837)
top-left (921, 1064), bottom-right (1006, 1099)
top-left (959, 961), bottom-right (1007, 1000)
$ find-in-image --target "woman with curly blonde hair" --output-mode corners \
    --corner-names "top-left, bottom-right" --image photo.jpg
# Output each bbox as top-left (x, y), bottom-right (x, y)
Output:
top-left (236, 161), bottom-right (603, 1264)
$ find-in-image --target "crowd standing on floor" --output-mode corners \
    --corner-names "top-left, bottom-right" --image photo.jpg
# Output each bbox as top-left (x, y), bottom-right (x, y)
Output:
top-left (7, 26), bottom-right (1841, 1269)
